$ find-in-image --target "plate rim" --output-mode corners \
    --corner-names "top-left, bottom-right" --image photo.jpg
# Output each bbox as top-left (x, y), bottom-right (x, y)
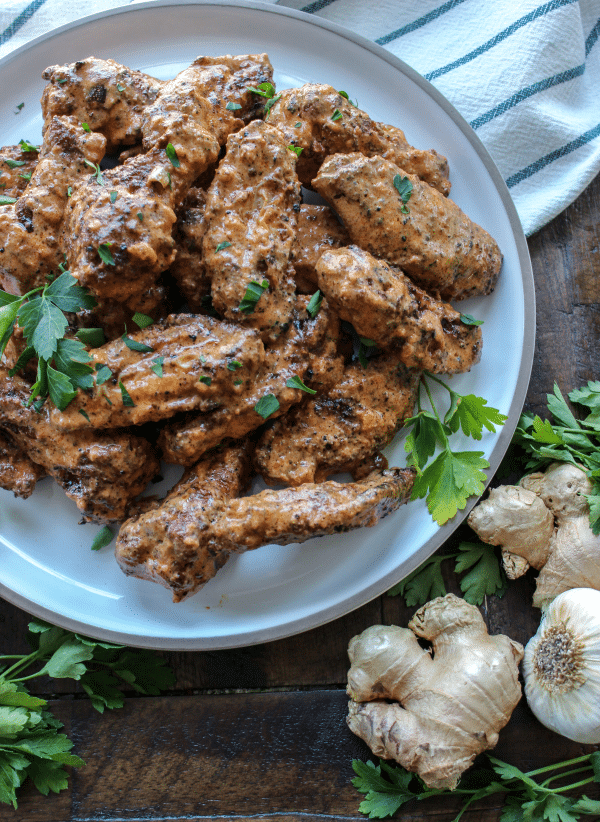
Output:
top-left (0, 0), bottom-right (535, 650)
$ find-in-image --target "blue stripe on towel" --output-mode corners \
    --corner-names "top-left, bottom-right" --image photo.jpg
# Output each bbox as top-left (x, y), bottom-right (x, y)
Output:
top-left (470, 64), bottom-right (585, 130)
top-left (506, 122), bottom-right (600, 188)
top-left (585, 16), bottom-right (600, 56)
top-left (376, 0), bottom-right (471, 46)
top-left (425, 0), bottom-right (577, 81)
top-left (1, 0), bottom-right (49, 46)
top-left (300, 0), bottom-right (339, 13)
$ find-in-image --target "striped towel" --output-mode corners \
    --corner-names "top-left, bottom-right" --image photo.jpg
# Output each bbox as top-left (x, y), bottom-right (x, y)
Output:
top-left (1, 0), bottom-right (598, 235)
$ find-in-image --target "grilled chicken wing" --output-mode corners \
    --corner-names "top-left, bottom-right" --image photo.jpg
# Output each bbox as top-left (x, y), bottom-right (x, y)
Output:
top-left (158, 297), bottom-right (335, 465)
top-left (202, 120), bottom-right (300, 342)
top-left (0, 117), bottom-right (105, 296)
top-left (291, 204), bottom-right (349, 292)
top-left (0, 144), bottom-right (39, 199)
top-left (268, 84), bottom-right (450, 195)
top-left (169, 187), bottom-right (210, 311)
top-left (0, 369), bottom-right (159, 521)
top-left (317, 246), bottom-right (482, 375)
top-left (255, 355), bottom-right (420, 486)
top-left (63, 55), bottom-right (272, 311)
top-left (48, 314), bottom-right (264, 431)
top-left (41, 57), bottom-right (163, 151)
top-left (0, 428), bottom-right (45, 498)
top-left (116, 447), bottom-right (416, 601)
top-left (313, 153), bottom-right (502, 302)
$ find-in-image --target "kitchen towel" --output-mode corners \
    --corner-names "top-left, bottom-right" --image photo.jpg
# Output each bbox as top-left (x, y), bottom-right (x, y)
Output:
top-left (1, 0), bottom-right (599, 235)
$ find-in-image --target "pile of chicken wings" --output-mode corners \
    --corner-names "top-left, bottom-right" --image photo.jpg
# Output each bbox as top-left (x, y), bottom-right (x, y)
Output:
top-left (0, 54), bottom-right (501, 601)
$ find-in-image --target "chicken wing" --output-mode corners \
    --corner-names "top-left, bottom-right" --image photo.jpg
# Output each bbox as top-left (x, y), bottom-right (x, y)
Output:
top-left (0, 369), bottom-right (159, 521)
top-left (0, 117), bottom-right (105, 296)
top-left (268, 84), bottom-right (450, 195)
top-left (316, 246), bottom-right (482, 375)
top-left (291, 204), bottom-right (349, 292)
top-left (254, 354), bottom-right (419, 486)
top-left (116, 445), bottom-right (416, 601)
top-left (48, 314), bottom-right (265, 431)
top-left (313, 153), bottom-right (502, 302)
top-left (41, 57), bottom-right (163, 151)
top-left (0, 144), bottom-right (39, 199)
top-left (158, 297), bottom-right (336, 465)
top-left (202, 120), bottom-right (300, 342)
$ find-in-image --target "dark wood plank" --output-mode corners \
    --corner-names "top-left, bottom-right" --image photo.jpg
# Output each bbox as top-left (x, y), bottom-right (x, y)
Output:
top-left (10, 692), bottom-right (598, 822)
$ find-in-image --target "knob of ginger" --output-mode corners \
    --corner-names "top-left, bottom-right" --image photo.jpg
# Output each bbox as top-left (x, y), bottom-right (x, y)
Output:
top-left (346, 594), bottom-right (523, 790)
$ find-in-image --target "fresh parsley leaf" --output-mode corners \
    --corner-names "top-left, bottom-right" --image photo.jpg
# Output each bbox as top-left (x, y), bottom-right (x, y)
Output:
top-left (264, 93), bottom-right (282, 117)
top-left (165, 142), bottom-right (180, 168)
top-left (198, 375), bottom-right (211, 385)
top-left (0, 195), bottom-right (17, 206)
top-left (215, 241), bottom-right (231, 252)
top-left (118, 381), bottom-right (135, 406)
top-left (246, 81), bottom-right (277, 98)
top-left (121, 333), bottom-right (153, 353)
top-left (331, 108), bottom-right (343, 121)
top-left (132, 312), bottom-right (153, 329)
top-left (84, 160), bottom-right (104, 185)
top-left (91, 526), bottom-right (113, 551)
top-left (81, 122), bottom-right (91, 133)
top-left (150, 356), bottom-right (164, 377)
top-left (45, 271), bottom-right (96, 313)
top-left (227, 360), bottom-right (242, 371)
top-left (116, 83), bottom-right (125, 93)
top-left (286, 375), bottom-right (316, 394)
top-left (445, 391), bottom-right (508, 441)
top-left (460, 312), bottom-right (484, 326)
top-left (97, 242), bottom-right (115, 266)
top-left (306, 290), bottom-right (322, 318)
top-left (226, 101), bottom-right (242, 111)
top-left (109, 190), bottom-right (118, 204)
top-left (19, 172), bottom-right (32, 182)
top-left (387, 554), bottom-right (447, 605)
top-left (239, 278), bottom-right (269, 314)
top-left (455, 542), bottom-right (506, 604)
top-left (18, 297), bottom-right (67, 362)
top-left (79, 409), bottom-right (90, 423)
top-left (288, 145), bottom-right (303, 156)
top-left (95, 364), bottom-right (112, 386)
top-left (255, 393), bottom-right (280, 419)
top-left (4, 159), bottom-right (26, 169)
top-left (412, 448), bottom-right (489, 525)
top-left (393, 174), bottom-right (413, 213)
top-left (137, 212), bottom-right (143, 221)
top-left (76, 327), bottom-right (105, 347)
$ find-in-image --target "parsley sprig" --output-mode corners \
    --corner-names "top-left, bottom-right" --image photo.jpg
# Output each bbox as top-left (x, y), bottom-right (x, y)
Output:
top-left (512, 381), bottom-right (600, 534)
top-left (0, 272), bottom-right (97, 411)
top-left (404, 374), bottom-right (507, 525)
top-left (387, 541), bottom-right (506, 606)
top-left (0, 618), bottom-right (174, 808)
top-left (352, 754), bottom-right (600, 821)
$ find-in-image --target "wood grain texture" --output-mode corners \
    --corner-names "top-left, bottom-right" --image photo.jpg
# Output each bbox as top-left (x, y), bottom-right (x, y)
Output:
top-left (2, 173), bottom-right (600, 819)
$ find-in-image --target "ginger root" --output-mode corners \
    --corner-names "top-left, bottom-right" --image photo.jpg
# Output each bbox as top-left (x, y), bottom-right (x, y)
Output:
top-left (346, 594), bottom-right (523, 790)
top-left (468, 462), bottom-right (600, 608)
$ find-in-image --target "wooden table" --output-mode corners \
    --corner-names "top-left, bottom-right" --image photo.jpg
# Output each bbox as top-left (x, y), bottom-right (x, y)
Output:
top-left (2, 175), bottom-right (600, 821)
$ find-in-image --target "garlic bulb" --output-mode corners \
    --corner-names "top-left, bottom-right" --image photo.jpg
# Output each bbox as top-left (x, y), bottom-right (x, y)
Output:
top-left (523, 588), bottom-right (600, 743)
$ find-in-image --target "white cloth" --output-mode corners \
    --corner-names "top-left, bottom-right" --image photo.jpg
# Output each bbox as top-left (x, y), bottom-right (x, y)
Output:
top-left (1, 0), bottom-right (599, 236)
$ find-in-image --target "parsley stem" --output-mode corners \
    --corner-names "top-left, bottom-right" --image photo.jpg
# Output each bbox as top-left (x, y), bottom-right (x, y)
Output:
top-left (421, 375), bottom-right (444, 428)
top-left (0, 650), bottom-right (41, 680)
top-left (540, 764), bottom-right (594, 787)
top-left (553, 775), bottom-right (596, 793)
top-left (524, 754), bottom-right (592, 778)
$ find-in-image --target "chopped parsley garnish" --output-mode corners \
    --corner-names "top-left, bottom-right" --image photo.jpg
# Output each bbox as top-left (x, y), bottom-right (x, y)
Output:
top-left (264, 94), bottom-right (281, 117)
top-left (91, 525), bottom-right (113, 551)
top-left (109, 190), bottom-right (118, 204)
top-left (4, 159), bottom-right (26, 169)
top-left (393, 173), bottom-right (413, 213)
top-left (226, 101), bottom-right (242, 111)
top-left (246, 81), bottom-right (277, 98)
top-left (97, 242), bottom-right (115, 266)
top-left (67, 186), bottom-right (72, 197)
top-left (254, 393), bottom-right (280, 419)
top-left (118, 381), bottom-right (135, 407)
top-left (15, 102), bottom-right (24, 112)
top-left (165, 142), bottom-right (180, 168)
top-left (82, 122), bottom-right (91, 133)
top-left (331, 108), bottom-right (343, 121)
top-left (286, 375), bottom-right (316, 394)
top-left (76, 327), bottom-right (105, 347)
top-left (227, 360), bottom-right (242, 371)
top-left (0, 195), bottom-right (17, 206)
top-left (121, 333), bottom-right (153, 353)
top-left (215, 241), bottom-right (232, 252)
top-left (18, 139), bottom-right (38, 152)
top-left (79, 409), bottom-right (91, 423)
top-left (338, 90), bottom-right (357, 107)
top-left (239, 278), bottom-right (269, 314)
top-left (57, 77), bottom-right (67, 84)
top-left (460, 313), bottom-right (484, 326)
top-left (294, 121), bottom-right (302, 128)
top-left (95, 364), bottom-right (112, 386)
top-left (137, 212), bottom-right (143, 221)
top-left (234, 379), bottom-right (243, 386)
top-left (84, 160), bottom-right (104, 185)
top-left (306, 289), bottom-right (323, 318)
top-left (287, 145), bottom-right (303, 156)
top-left (132, 312), bottom-right (153, 329)
top-left (19, 172), bottom-right (32, 181)
top-left (198, 375), bottom-right (212, 385)
top-left (150, 356), bottom-right (164, 377)
top-left (116, 83), bottom-right (125, 93)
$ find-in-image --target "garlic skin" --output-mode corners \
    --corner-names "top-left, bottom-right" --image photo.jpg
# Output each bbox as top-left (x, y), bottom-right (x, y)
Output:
top-left (523, 588), bottom-right (600, 743)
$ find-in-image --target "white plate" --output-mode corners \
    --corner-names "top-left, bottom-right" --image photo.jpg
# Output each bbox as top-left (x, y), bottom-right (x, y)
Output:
top-left (0, 0), bottom-right (534, 649)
